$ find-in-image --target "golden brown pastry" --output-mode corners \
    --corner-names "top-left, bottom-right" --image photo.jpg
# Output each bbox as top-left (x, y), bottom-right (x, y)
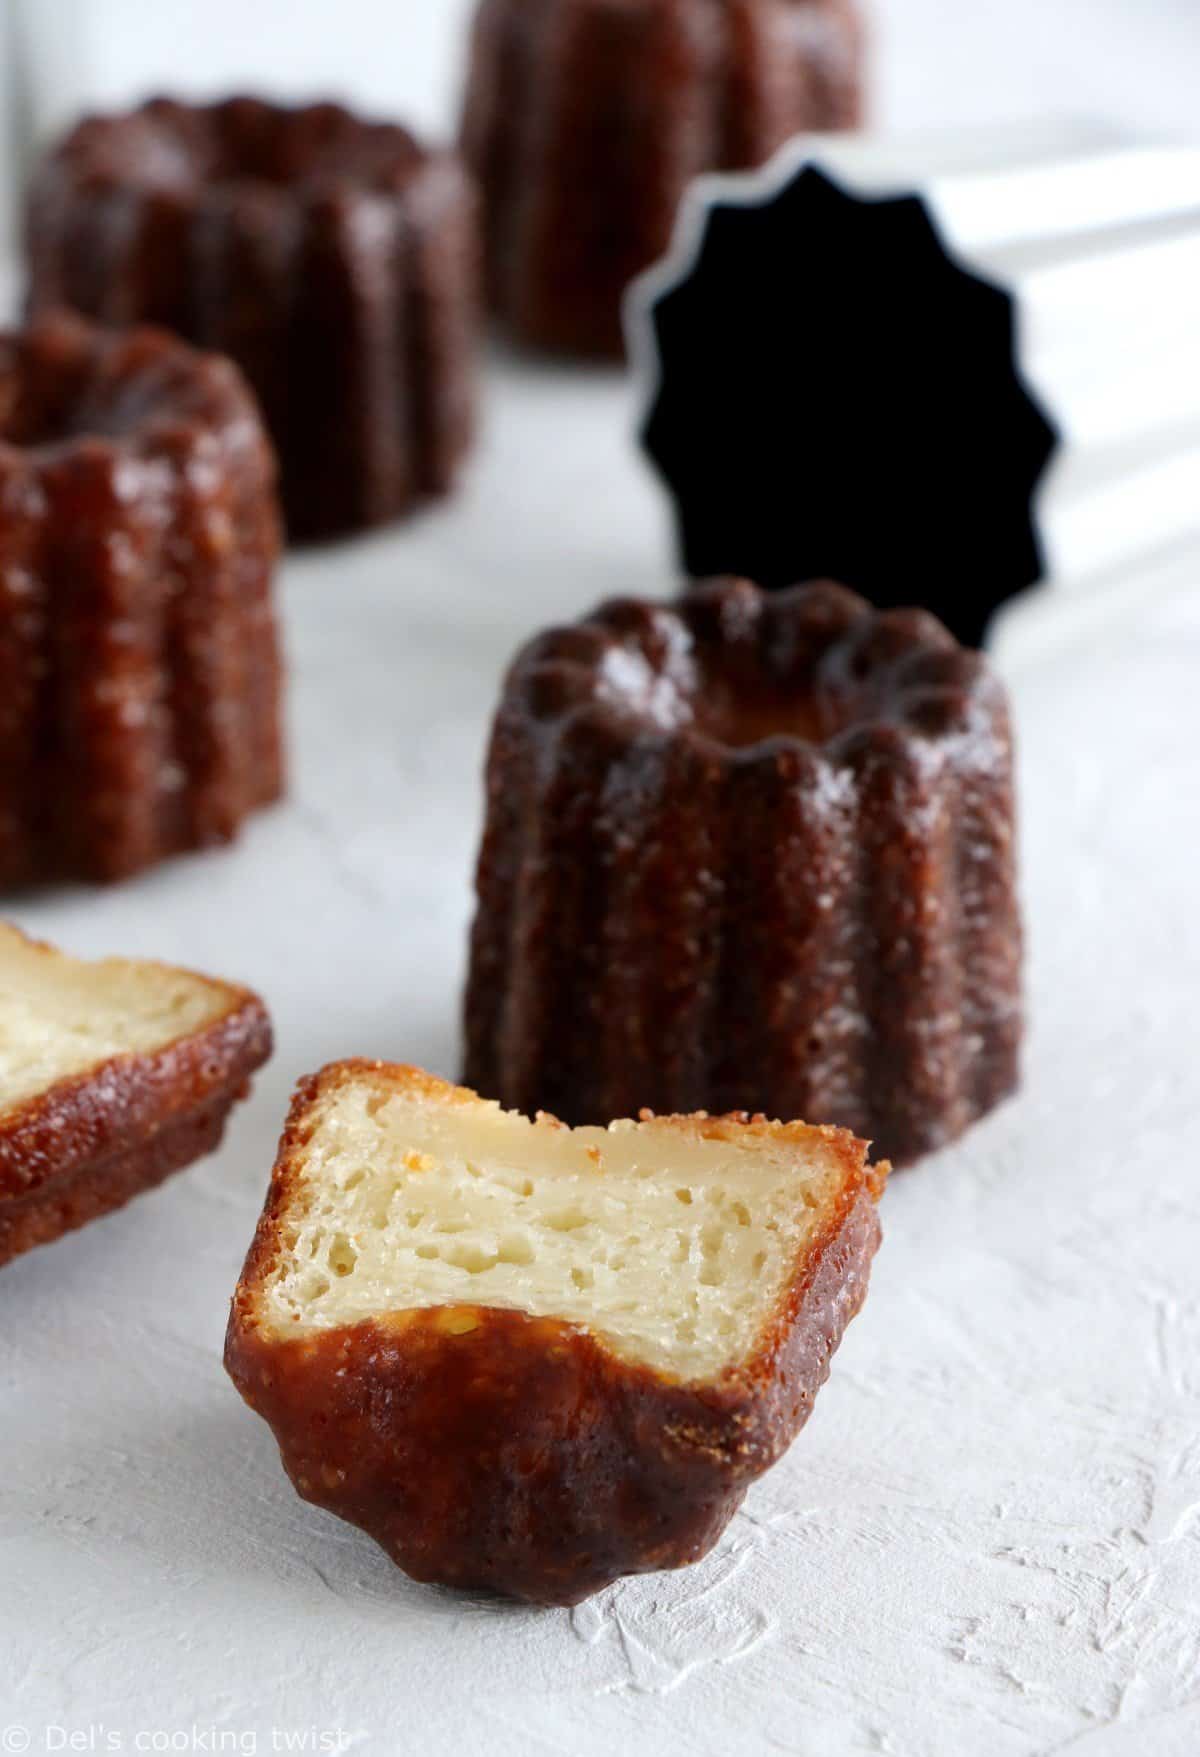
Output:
top-left (226, 1060), bottom-right (885, 1605)
top-left (0, 924), bottom-right (271, 1267)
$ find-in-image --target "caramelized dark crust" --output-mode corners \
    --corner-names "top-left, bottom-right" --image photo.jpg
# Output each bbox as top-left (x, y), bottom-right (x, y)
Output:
top-left (27, 96), bottom-right (479, 541)
top-left (225, 1061), bottom-right (884, 1605)
top-left (461, 0), bottom-right (864, 357)
top-left (0, 309), bottom-right (283, 888)
top-left (0, 969), bottom-right (271, 1267)
top-left (465, 578), bottom-right (1022, 1166)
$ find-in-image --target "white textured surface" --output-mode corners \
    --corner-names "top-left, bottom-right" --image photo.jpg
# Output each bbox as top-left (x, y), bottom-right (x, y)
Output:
top-left (4, 6), bottom-right (1200, 1737)
top-left (1, 348), bottom-right (1198, 1756)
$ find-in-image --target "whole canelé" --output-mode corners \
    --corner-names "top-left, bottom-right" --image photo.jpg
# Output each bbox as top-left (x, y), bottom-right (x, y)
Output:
top-left (464, 578), bottom-right (1022, 1166)
top-left (0, 309), bottom-right (283, 887)
top-left (26, 96), bottom-right (478, 542)
top-left (461, 0), bottom-right (864, 357)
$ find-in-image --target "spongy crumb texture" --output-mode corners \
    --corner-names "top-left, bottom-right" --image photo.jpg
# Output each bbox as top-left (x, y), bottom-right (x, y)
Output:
top-left (0, 925), bottom-right (235, 1114)
top-left (261, 1067), bottom-right (867, 1382)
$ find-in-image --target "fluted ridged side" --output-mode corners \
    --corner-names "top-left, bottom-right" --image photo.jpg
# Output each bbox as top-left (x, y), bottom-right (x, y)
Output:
top-left (460, 0), bottom-right (864, 357)
top-left (708, 743), bottom-right (865, 1126)
top-left (40, 440), bottom-right (175, 875)
top-left (595, 731), bottom-right (728, 1119)
top-left (408, 164), bottom-right (482, 497)
top-left (723, 0), bottom-right (862, 165)
top-left (843, 725), bottom-right (969, 1155)
top-left (27, 99), bottom-right (479, 543)
top-left (953, 686), bottom-right (1022, 1122)
top-left (502, 711), bottom-right (619, 1119)
top-left (0, 457), bottom-right (48, 885)
top-left (464, 580), bottom-right (1021, 1166)
top-left (0, 313), bottom-right (283, 889)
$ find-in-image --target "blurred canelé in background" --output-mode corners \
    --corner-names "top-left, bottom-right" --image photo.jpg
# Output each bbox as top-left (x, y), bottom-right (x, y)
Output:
top-left (0, 309), bottom-right (283, 889)
top-left (460, 0), bottom-right (865, 358)
top-left (25, 95), bottom-right (479, 543)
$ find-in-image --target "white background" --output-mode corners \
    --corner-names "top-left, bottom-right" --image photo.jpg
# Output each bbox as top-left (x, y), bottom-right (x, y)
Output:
top-left (8, 0), bottom-right (1200, 149)
top-left (2, 5), bottom-right (1199, 1756)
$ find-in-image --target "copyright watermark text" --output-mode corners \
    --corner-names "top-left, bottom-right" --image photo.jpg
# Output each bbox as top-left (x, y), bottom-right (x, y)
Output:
top-left (3, 1730), bottom-right (354, 1755)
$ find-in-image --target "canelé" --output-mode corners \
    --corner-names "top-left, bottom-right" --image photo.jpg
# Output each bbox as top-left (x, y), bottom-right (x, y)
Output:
top-left (0, 923), bottom-right (271, 1267)
top-left (27, 96), bottom-right (478, 540)
top-left (0, 310), bottom-right (283, 887)
top-left (461, 0), bottom-right (864, 356)
top-left (225, 1060), bottom-right (885, 1605)
top-left (464, 578), bottom-right (1022, 1165)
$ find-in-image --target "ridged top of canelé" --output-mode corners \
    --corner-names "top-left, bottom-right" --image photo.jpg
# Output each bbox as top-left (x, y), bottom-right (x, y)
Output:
top-left (506, 578), bottom-right (1005, 761)
top-left (35, 95), bottom-right (447, 199)
top-left (0, 308), bottom-right (272, 474)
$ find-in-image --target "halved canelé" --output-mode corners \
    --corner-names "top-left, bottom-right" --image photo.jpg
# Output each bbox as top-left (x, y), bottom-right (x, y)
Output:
top-left (225, 1061), bottom-right (886, 1606)
top-left (0, 923), bottom-right (271, 1267)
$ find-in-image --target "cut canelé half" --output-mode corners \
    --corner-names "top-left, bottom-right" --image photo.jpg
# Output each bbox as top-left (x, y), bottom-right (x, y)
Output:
top-left (0, 923), bottom-right (271, 1267)
top-left (225, 1061), bottom-right (887, 1605)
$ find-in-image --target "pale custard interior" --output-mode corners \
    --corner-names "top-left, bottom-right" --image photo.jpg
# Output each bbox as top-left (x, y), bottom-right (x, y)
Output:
top-left (261, 1077), bottom-right (847, 1381)
top-left (0, 925), bottom-right (231, 1114)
